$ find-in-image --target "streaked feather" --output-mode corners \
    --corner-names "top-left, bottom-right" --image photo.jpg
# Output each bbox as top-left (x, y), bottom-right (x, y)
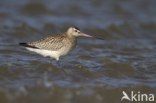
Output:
top-left (27, 34), bottom-right (69, 51)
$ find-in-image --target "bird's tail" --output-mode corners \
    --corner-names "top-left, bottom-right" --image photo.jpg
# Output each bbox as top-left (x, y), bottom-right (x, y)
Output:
top-left (19, 43), bottom-right (38, 49)
top-left (19, 43), bottom-right (27, 46)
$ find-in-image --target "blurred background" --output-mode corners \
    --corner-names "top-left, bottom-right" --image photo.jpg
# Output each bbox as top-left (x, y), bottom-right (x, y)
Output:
top-left (0, 0), bottom-right (156, 103)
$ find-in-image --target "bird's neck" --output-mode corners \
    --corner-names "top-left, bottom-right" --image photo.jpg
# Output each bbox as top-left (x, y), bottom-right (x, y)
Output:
top-left (66, 32), bottom-right (77, 41)
top-left (65, 33), bottom-right (77, 49)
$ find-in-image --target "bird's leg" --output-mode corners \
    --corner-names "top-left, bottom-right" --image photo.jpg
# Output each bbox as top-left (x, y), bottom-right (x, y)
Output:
top-left (55, 57), bottom-right (62, 67)
top-left (56, 60), bottom-right (68, 75)
top-left (56, 60), bottom-right (61, 67)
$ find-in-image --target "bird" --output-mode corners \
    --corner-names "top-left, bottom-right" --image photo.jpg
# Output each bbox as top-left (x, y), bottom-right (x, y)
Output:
top-left (19, 26), bottom-right (93, 61)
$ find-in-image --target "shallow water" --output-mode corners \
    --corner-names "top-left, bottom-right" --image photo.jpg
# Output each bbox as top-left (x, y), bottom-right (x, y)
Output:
top-left (0, 0), bottom-right (156, 103)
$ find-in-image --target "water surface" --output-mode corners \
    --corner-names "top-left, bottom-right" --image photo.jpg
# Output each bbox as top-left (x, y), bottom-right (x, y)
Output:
top-left (0, 0), bottom-right (156, 103)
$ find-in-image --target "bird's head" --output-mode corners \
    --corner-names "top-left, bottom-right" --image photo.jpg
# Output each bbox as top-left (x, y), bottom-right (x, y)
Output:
top-left (66, 26), bottom-right (92, 38)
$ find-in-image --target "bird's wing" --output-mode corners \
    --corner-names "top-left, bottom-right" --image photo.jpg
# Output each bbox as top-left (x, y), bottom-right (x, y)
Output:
top-left (27, 35), bottom-right (65, 51)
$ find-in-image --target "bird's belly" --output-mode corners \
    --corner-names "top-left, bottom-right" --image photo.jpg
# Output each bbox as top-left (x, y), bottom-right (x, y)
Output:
top-left (25, 43), bottom-right (75, 60)
top-left (26, 47), bottom-right (60, 60)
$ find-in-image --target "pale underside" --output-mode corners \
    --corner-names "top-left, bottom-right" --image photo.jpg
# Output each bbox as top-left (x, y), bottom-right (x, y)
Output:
top-left (26, 47), bottom-right (70, 61)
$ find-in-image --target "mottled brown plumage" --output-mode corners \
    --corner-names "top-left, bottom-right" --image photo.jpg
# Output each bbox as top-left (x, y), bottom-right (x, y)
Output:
top-left (28, 34), bottom-right (76, 51)
top-left (19, 27), bottom-right (92, 61)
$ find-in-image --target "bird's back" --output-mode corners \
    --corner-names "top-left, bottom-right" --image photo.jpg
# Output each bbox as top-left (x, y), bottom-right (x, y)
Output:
top-left (27, 34), bottom-right (75, 51)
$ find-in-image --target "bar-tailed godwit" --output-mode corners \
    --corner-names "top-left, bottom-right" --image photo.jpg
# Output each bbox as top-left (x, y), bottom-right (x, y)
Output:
top-left (19, 26), bottom-right (92, 61)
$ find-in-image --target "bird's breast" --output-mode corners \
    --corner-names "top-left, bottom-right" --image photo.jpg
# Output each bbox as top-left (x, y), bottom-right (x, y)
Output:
top-left (58, 38), bottom-right (76, 56)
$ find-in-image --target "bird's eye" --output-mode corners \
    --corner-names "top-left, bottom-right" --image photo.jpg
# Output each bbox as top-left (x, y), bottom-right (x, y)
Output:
top-left (75, 30), bottom-right (78, 32)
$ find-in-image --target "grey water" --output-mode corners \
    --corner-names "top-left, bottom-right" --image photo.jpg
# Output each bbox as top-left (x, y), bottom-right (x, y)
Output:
top-left (0, 0), bottom-right (156, 103)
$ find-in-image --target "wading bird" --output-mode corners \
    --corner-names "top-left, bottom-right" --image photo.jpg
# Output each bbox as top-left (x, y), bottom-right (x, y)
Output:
top-left (19, 27), bottom-right (93, 61)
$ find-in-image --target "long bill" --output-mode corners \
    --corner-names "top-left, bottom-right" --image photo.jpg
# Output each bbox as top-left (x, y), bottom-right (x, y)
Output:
top-left (80, 32), bottom-right (105, 40)
top-left (80, 32), bottom-right (93, 37)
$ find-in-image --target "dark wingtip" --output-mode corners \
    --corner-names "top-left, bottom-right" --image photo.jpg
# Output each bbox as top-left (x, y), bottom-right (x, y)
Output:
top-left (19, 43), bottom-right (27, 46)
top-left (19, 43), bottom-right (38, 49)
